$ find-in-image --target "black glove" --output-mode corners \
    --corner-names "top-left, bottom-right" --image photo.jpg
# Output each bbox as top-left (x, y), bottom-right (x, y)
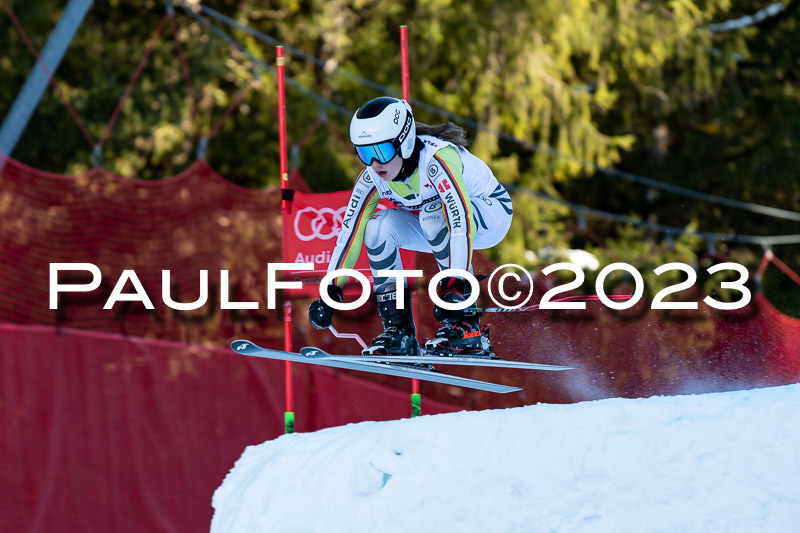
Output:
top-left (309, 284), bottom-right (343, 329)
top-left (433, 277), bottom-right (475, 322)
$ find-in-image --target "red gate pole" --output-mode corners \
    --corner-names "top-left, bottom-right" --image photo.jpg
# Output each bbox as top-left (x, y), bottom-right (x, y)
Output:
top-left (283, 300), bottom-right (294, 433)
top-left (400, 25), bottom-right (421, 418)
top-left (277, 46), bottom-right (295, 434)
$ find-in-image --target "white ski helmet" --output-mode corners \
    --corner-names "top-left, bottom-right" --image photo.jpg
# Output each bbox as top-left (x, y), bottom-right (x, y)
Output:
top-left (349, 97), bottom-right (416, 165)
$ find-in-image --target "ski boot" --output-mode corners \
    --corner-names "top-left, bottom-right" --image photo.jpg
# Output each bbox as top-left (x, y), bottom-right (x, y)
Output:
top-left (363, 288), bottom-right (420, 357)
top-left (424, 277), bottom-right (495, 358)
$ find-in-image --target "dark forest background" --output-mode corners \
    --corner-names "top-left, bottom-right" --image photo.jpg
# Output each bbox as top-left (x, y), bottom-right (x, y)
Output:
top-left (2, 0), bottom-right (798, 314)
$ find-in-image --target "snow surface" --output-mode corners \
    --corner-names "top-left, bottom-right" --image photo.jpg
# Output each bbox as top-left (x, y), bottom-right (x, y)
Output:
top-left (211, 385), bottom-right (800, 532)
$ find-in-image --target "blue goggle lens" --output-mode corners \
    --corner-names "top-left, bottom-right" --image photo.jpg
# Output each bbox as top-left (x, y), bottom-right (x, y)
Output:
top-left (354, 142), bottom-right (397, 165)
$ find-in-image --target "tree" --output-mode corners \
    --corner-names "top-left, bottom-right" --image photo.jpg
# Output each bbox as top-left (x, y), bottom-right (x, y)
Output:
top-left (3, 0), bottom-right (797, 306)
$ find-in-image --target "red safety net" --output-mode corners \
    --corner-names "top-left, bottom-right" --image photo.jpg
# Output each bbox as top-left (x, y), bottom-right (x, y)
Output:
top-left (0, 324), bottom-right (459, 532)
top-left (0, 155), bottom-right (285, 345)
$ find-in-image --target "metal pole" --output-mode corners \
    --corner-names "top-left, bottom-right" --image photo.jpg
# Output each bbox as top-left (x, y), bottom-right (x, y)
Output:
top-left (0, 0), bottom-right (93, 165)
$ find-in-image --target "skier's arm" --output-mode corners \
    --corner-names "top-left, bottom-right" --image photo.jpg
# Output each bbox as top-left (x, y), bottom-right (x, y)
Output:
top-left (427, 146), bottom-right (475, 273)
top-left (326, 170), bottom-right (380, 287)
top-left (310, 171), bottom-right (378, 329)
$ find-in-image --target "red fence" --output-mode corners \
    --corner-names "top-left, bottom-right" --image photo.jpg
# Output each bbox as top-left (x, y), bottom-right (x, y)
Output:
top-left (0, 156), bottom-right (284, 345)
top-left (0, 324), bottom-right (458, 532)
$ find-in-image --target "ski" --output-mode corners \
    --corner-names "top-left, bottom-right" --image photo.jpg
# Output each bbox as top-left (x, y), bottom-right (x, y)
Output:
top-left (299, 347), bottom-right (578, 371)
top-left (231, 340), bottom-right (522, 394)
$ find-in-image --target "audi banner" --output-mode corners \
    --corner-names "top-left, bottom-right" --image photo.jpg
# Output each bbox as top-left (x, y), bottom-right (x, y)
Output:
top-left (282, 190), bottom-right (413, 299)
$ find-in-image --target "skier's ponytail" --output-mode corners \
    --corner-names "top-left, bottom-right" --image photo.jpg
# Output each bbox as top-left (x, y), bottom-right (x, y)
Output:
top-left (416, 122), bottom-right (470, 148)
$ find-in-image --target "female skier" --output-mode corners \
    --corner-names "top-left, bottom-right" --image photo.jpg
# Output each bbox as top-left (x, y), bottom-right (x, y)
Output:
top-left (308, 97), bottom-right (513, 357)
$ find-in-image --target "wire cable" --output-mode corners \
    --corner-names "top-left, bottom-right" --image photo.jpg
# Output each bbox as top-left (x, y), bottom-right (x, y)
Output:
top-left (506, 184), bottom-right (800, 247)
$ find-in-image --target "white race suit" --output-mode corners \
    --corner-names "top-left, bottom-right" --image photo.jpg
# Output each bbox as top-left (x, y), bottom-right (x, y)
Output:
top-left (326, 135), bottom-right (513, 293)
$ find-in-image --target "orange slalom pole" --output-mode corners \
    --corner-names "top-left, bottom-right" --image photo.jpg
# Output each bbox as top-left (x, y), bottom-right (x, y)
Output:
top-left (400, 25), bottom-right (421, 416)
top-left (277, 46), bottom-right (294, 433)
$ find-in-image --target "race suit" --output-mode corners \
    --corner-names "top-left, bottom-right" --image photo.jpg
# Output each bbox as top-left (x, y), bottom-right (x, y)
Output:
top-left (326, 134), bottom-right (513, 293)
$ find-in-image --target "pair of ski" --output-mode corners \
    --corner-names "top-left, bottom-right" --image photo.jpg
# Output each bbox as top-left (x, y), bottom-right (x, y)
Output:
top-left (229, 296), bottom-right (626, 392)
top-left (230, 340), bottom-right (578, 394)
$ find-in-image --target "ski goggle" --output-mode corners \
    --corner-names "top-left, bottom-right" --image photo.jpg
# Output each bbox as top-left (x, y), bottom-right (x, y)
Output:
top-left (354, 141), bottom-right (398, 165)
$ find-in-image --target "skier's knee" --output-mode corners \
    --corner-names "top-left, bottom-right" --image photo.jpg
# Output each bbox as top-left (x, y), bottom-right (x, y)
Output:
top-left (419, 202), bottom-right (447, 242)
top-left (364, 211), bottom-right (388, 249)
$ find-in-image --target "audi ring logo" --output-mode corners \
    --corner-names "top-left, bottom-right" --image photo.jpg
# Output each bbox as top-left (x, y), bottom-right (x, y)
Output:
top-left (293, 205), bottom-right (385, 241)
top-left (293, 206), bottom-right (345, 241)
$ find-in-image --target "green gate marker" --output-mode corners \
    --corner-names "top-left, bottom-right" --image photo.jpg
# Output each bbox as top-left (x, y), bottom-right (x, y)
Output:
top-left (411, 393), bottom-right (421, 418)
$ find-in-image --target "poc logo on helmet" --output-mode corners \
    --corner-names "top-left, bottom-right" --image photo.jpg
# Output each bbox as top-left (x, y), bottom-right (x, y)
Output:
top-left (397, 115), bottom-right (412, 143)
top-left (394, 109), bottom-right (401, 125)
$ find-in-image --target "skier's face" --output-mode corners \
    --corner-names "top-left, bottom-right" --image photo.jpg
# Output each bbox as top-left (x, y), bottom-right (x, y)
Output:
top-left (370, 154), bottom-right (402, 181)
